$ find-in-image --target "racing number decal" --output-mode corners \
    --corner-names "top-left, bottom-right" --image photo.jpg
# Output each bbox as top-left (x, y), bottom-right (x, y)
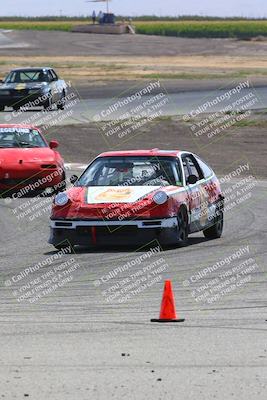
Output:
top-left (199, 185), bottom-right (209, 226)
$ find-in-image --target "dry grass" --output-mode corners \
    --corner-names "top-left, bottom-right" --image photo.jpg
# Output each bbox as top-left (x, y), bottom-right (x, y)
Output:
top-left (1, 55), bottom-right (267, 81)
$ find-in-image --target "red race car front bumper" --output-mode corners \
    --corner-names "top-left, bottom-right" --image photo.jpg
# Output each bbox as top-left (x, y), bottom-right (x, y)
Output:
top-left (49, 217), bottom-right (178, 248)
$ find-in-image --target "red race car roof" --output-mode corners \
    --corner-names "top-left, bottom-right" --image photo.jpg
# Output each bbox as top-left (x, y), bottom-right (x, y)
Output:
top-left (98, 149), bottom-right (182, 158)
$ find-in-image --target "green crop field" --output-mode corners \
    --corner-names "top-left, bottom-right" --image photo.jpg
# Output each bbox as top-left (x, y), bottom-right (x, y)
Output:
top-left (134, 20), bottom-right (267, 38)
top-left (0, 20), bottom-right (87, 31)
top-left (0, 19), bottom-right (267, 38)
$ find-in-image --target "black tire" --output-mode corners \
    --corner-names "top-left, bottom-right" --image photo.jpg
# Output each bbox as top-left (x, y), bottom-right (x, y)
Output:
top-left (53, 181), bottom-right (66, 194)
top-left (57, 91), bottom-right (66, 110)
top-left (44, 94), bottom-right (53, 111)
top-left (176, 208), bottom-right (189, 247)
top-left (54, 243), bottom-right (72, 252)
top-left (0, 105), bottom-right (5, 112)
top-left (203, 206), bottom-right (224, 239)
top-left (59, 179), bottom-right (66, 192)
top-left (53, 172), bottom-right (66, 194)
top-left (13, 106), bottom-right (20, 111)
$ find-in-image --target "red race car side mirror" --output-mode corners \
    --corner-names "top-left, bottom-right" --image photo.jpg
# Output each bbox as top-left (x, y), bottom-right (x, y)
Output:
top-left (49, 140), bottom-right (59, 149)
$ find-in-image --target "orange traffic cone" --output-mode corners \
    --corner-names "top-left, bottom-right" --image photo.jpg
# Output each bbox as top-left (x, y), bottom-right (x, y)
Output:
top-left (151, 280), bottom-right (185, 323)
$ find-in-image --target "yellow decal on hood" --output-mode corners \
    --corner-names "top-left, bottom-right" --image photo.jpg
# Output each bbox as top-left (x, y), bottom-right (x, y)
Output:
top-left (15, 83), bottom-right (27, 90)
top-left (95, 187), bottom-right (132, 201)
top-left (87, 186), bottom-right (161, 204)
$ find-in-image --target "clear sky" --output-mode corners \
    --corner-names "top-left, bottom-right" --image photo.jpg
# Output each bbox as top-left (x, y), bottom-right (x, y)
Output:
top-left (2, 0), bottom-right (267, 18)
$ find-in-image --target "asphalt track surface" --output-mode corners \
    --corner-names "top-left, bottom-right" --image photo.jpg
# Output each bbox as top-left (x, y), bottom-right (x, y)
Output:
top-left (0, 85), bottom-right (266, 126)
top-left (0, 167), bottom-right (266, 399)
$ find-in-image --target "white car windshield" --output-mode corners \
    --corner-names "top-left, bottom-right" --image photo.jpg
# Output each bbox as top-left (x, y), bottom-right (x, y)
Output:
top-left (4, 70), bottom-right (49, 83)
top-left (76, 156), bottom-right (183, 187)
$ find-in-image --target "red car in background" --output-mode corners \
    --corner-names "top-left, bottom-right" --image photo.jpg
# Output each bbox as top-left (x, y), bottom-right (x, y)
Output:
top-left (0, 124), bottom-right (65, 197)
top-left (49, 149), bottom-right (224, 250)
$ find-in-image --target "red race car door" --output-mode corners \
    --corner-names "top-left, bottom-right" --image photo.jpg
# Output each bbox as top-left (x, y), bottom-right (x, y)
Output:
top-left (181, 153), bottom-right (208, 232)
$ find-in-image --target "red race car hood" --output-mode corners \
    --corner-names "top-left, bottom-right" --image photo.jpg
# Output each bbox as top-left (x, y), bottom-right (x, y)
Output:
top-left (53, 185), bottom-right (185, 220)
top-left (0, 147), bottom-right (56, 164)
top-left (66, 185), bottom-right (184, 205)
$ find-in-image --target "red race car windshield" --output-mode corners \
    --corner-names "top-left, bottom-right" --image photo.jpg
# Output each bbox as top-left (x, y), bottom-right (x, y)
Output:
top-left (0, 128), bottom-right (47, 148)
top-left (76, 156), bottom-right (183, 187)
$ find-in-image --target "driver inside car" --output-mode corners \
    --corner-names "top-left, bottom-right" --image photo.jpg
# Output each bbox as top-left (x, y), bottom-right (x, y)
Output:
top-left (109, 166), bottom-right (134, 186)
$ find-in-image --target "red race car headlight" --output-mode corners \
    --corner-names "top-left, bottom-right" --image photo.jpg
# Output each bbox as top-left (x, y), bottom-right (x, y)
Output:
top-left (153, 191), bottom-right (169, 205)
top-left (54, 192), bottom-right (69, 206)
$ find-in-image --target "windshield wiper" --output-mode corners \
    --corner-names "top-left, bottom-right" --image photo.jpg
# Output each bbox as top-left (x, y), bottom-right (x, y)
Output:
top-left (18, 141), bottom-right (39, 148)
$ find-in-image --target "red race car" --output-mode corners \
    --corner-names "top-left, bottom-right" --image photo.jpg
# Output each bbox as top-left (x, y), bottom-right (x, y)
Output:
top-left (0, 124), bottom-right (65, 197)
top-left (49, 149), bottom-right (224, 250)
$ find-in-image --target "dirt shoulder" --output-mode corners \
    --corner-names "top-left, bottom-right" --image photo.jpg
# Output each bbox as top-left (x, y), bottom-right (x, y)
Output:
top-left (0, 30), bottom-right (267, 83)
top-left (2, 30), bottom-right (267, 57)
top-left (46, 115), bottom-right (267, 179)
top-left (0, 54), bottom-right (267, 91)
